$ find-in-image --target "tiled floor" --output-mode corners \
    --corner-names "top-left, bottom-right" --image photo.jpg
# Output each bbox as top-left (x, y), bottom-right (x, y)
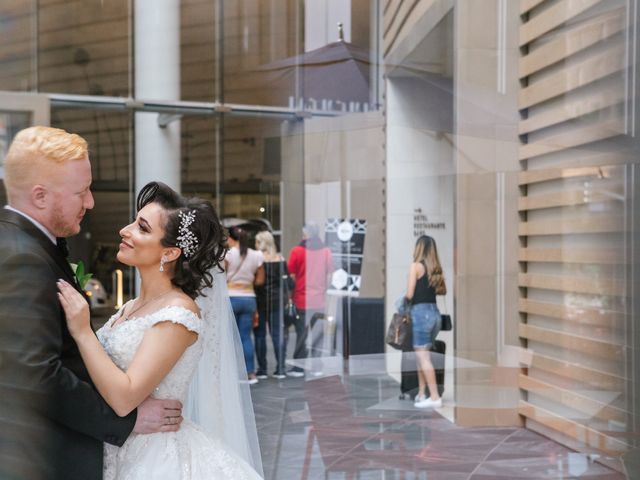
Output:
top-left (251, 368), bottom-right (627, 480)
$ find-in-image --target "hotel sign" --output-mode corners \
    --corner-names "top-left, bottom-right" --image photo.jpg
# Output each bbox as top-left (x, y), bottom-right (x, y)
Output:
top-left (413, 208), bottom-right (446, 238)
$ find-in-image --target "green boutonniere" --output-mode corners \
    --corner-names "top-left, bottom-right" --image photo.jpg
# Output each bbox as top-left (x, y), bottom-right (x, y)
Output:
top-left (69, 260), bottom-right (93, 290)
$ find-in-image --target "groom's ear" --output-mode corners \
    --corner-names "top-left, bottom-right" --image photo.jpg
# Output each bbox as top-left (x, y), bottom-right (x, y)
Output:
top-left (31, 184), bottom-right (49, 209)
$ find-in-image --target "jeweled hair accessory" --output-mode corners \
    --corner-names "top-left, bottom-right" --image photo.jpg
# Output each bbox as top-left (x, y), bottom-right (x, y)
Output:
top-left (177, 209), bottom-right (199, 258)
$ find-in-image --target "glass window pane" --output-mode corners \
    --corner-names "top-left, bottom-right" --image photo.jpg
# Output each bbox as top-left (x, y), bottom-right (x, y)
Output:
top-left (222, 0), bottom-right (378, 111)
top-left (51, 107), bottom-right (134, 323)
top-left (221, 115), bottom-right (301, 237)
top-left (181, 0), bottom-right (218, 102)
top-left (181, 115), bottom-right (219, 210)
top-left (222, 0), bottom-right (303, 107)
top-left (38, 1), bottom-right (130, 96)
top-left (1, 1), bottom-right (637, 477)
top-left (0, 110), bottom-right (33, 203)
top-left (0, 2), bottom-right (36, 91)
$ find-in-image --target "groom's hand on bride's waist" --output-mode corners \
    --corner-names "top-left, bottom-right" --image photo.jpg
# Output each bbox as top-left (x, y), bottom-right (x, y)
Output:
top-left (133, 396), bottom-right (183, 434)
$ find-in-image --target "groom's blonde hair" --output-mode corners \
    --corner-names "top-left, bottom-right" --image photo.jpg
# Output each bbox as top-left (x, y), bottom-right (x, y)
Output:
top-left (3, 126), bottom-right (88, 200)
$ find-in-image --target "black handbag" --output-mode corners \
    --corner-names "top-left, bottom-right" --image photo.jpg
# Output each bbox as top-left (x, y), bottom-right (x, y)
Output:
top-left (385, 313), bottom-right (412, 350)
top-left (281, 262), bottom-right (298, 323)
top-left (438, 295), bottom-right (452, 331)
top-left (440, 313), bottom-right (452, 331)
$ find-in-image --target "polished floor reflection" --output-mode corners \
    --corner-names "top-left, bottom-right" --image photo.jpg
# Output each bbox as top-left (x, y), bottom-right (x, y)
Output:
top-left (251, 364), bottom-right (626, 479)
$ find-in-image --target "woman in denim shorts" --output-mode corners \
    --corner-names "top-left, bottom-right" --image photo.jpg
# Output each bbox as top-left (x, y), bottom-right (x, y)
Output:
top-left (404, 235), bottom-right (446, 409)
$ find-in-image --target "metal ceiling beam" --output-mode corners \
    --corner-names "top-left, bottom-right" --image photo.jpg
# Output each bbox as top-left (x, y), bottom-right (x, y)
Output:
top-left (48, 93), bottom-right (337, 119)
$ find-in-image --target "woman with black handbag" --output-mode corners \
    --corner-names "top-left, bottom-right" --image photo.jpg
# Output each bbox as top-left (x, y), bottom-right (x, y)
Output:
top-left (255, 231), bottom-right (293, 379)
top-left (404, 235), bottom-right (446, 409)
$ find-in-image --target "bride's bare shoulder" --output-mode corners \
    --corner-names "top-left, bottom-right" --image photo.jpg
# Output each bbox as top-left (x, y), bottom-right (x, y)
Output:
top-left (164, 292), bottom-right (201, 318)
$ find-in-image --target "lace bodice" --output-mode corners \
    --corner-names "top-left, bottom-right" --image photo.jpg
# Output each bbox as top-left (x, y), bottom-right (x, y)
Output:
top-left (97, 301), bottom-right (262, 479)
top-left (97, 305), bottom-right (203, 402)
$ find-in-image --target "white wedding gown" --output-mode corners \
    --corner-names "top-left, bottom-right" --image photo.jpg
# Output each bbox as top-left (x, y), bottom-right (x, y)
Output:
top-left (97, 305), bottom-right (263, 480)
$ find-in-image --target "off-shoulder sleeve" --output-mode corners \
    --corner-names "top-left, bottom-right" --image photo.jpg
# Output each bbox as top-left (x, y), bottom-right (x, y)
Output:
top-left (146, 306), bottom-right (202, 334)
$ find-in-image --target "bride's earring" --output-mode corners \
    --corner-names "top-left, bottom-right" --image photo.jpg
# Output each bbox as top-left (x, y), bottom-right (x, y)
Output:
top-left (159, 257), bottom-right (166, 272)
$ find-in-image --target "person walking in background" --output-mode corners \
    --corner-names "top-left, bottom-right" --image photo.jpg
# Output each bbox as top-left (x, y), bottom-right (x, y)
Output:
top-left (286, 222), bottom-right (334, 377)
top-left (225, 227), bottom-right (265, 384)
top-left (405, 235), bottom-right (446, 409)
top-left (254, 231), bottom-right (292, 380)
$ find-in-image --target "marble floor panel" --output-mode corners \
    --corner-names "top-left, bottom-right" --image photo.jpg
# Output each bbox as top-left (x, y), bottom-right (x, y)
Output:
top-left (251, 371), bottom-right (627, 480)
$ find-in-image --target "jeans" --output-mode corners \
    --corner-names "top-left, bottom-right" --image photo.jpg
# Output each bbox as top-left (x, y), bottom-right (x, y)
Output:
top-left (253, 310), bottom-right (267, 375)
top-left (410, 302), bottom-right (441, 349)
top-left (230, 296), bottom-right (257, 374)
top-left (255, 305), bottom-right (286, 374)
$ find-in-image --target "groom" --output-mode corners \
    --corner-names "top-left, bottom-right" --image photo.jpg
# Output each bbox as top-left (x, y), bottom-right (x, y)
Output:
top-left (0, 126), bottom-right (183, 480)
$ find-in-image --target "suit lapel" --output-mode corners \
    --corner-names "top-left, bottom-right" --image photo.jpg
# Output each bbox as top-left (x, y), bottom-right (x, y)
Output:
top-left (0, 209), bottom-right (78, 288)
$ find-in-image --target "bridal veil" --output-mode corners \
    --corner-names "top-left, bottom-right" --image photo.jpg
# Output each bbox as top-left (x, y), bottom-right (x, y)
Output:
top-left (185, 268), bottom-right (263, 477)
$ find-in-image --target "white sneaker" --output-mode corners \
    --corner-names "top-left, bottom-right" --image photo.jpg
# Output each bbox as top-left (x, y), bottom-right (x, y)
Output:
top-left (248, 377), bottom-right (259, 385)
top-left (413, 393), bottom-right (426, 404)
top-left (415, 397), bottom-right (442, 409)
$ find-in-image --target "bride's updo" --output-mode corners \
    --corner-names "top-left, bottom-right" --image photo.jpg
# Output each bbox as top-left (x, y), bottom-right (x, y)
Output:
top-left (136, 181), bottom-right (227, 298)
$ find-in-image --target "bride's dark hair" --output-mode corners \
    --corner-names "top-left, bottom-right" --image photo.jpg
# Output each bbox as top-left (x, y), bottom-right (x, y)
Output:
top-left (136, 181), bottom-right (227, 298)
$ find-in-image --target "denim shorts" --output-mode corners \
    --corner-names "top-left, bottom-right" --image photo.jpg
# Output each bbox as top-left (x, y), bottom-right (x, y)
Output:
top-left (410, 303), bottom-right (441, 349)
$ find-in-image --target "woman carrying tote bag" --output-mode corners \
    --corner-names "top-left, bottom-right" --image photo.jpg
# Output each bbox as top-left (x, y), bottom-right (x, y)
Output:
top-left (403, 235), bottom-right (446, 409)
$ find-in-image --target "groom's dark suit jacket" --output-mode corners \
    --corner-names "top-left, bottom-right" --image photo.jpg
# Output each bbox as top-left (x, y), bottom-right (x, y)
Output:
top-left (0, 209), bottom-right (136, 480)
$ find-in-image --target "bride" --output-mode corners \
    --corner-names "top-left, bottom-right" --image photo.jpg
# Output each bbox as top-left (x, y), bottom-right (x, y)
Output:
top-left (57, 181), bottom-right (263, 480)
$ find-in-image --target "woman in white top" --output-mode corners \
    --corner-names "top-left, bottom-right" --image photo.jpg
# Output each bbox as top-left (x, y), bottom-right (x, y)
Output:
top-left (225, 227), bottom-right (265, 384)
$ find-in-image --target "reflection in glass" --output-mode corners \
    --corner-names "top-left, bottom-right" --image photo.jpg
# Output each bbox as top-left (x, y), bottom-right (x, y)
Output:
top-left (51, 107), bottom-right (134, 323)
top-left (181, 0), bottom-right (217, 102)
top-left (38, 1), bottom-right (130, 96)
top-left (0, 2), bottom-right (36, 91)
top-left (221, 115), bottom-right (295, 234)
top-left (221, 0), bottom-right (302, 106)
top-left (0, 110), bottom-right (32, 203)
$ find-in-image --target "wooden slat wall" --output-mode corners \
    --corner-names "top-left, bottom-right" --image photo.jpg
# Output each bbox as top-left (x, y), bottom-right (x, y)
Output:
top-left (519, 0), bottom-right (602, 47)
top-left (518, 7), bottom-right (625, 79)
top-left (518, 0), bottom-right (632, 462)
